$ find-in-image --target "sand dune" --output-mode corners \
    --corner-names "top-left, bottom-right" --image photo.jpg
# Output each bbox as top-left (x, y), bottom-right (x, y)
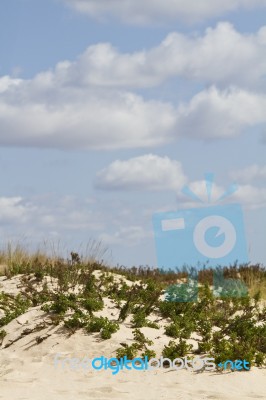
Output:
top-left (0, 274), bottom-right (265, 400)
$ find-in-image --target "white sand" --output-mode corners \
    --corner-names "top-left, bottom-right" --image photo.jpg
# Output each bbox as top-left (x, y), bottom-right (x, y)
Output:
top-left (0, 274), bottom-right (265, 400)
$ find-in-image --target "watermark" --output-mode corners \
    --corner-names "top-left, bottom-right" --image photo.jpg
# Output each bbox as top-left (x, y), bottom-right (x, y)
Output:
top-left (152, 173), bottom-right (249, 300)
top-left (53, 354), bottom-right (250, 375)
top-left (217, 359), bottom-right (250, 371)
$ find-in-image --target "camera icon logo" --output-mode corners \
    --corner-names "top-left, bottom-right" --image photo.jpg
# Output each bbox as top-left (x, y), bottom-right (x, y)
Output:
top-left (193, 214), bottom-right (236, 259)
top-left (153, 175), bottom-right (248, 270)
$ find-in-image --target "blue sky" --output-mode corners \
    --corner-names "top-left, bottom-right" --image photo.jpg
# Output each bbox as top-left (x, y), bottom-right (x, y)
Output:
top-left (0, 0), bottom-right (265, 267)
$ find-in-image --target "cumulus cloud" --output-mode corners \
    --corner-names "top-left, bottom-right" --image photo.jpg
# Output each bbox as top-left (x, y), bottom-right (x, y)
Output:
top-left (1, 74), bottom-right (265, 148)
top-left (62, 0), bottom-right (266, 24)
top-left (95, 157), bottom-right (266, 209)
top-left (230, 164), bottom-right (266, 183)
top-left (1, 23), bottom-right (266, 150)
top-left (27, 23), bottom-right (266, 90)
top-left (95, 154), bottom-right (187, 191)
top-left (0, 77), bottom-right (176, 149)
top-left (232, 185), bottom-right (266, 209)
top-left (0, 76), bottom-right (22, 93)
top-left (176, 86), bottom-right (266, 139)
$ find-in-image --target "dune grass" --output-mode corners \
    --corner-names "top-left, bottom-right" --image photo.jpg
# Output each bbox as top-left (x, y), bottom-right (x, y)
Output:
top-left (0, 242), bottom-right (265, 368)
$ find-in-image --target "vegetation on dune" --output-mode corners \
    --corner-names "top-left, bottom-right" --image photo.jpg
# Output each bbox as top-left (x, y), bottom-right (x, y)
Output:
top-left (116, 329), bottom-right (156, 359)
top-left (0, 245), bottom-right (265, 369)
top-left (0, 292), bottom-right (31, 327)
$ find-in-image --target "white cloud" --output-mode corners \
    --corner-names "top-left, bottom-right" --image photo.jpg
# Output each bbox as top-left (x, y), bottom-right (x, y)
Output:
top-left (0, 76), bottom-right (22, 93)
top-left (233, 185), bottom-right (266, 209)
top-left (175, 86), bottom-right (266, 139)
top-left (0, 81), bottom-right (176, 149)
top-left (95, 161), bottom-right (266, 209)
top-left (0, 197), bottom-right (31, 224)
top-left (1, 74), bottom-right (266, 147)
top-left (62, 0), bottom-right (266, 24)
top-left (95, 154), bottom-right (187, 191)
top-left (30, 23), bottom-right (266, 90)
top-left (1, 24), bottom-right (266, 150)
top-left (230, 164), bottom-right (266, 183)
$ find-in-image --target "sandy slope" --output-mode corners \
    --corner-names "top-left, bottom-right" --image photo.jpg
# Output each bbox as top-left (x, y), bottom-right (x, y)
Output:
top-left (0, 274), bottom-right (265, 400)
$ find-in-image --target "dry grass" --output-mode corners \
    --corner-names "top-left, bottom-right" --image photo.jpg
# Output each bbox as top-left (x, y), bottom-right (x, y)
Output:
top-left (0, 241), bottom-right (265, 299)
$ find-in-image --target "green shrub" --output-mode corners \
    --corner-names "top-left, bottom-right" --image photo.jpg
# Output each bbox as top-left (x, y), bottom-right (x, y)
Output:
top-left (115, 329), bottom-right (155, 359)
top-left (116, 343), bottom-right (139, 359)
top-left (132, 311), bottom-right (159, 329)
top-left (0, 329), bottom-right (7, 341)
top-left (82, 298), bottom-right (104, 314)
top-left (162, 339), bottom-right (193, 359)
top-left (0, 293), bottom-right (31, 327)
top-left (64, 311), bottom-right (88, 330)
top-left (141, 349), bottom-right (156, 359)
top-left (86, 317), bottom-right (119, 340)
top-left (133, 329), bottom-right (153, 347)
top-left (45, 294), bottom-right (77, 314)
top-left (165, 316), bottom-right (195, 340)
top-left (165, 322), bottom-right (180, 338)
